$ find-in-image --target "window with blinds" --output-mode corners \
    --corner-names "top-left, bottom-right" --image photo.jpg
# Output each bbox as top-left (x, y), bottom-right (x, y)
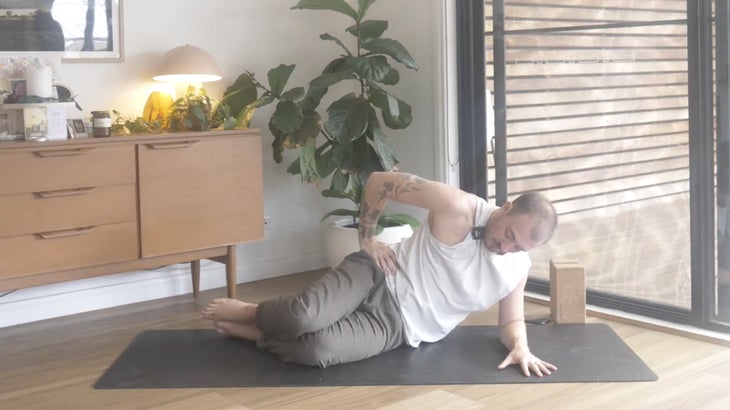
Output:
top-left (485, 0), bottom-right (692, 308)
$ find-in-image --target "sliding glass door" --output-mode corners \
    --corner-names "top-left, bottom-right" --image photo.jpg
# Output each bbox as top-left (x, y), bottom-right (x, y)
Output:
top-left (458, 0), bottom-right (729, 331)
top-left (715, 0), bottom-right (730, 325)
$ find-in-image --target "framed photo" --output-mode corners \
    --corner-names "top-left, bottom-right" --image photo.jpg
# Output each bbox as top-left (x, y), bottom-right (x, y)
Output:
top-left (9, 79), bottom-right (26, 97)
top-left (0, 1), bottom-right (124, 62)
top-left (66, 118), bottom-right (88, 139)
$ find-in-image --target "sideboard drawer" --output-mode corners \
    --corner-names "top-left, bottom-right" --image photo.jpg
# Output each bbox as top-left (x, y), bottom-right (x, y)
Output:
top-left (0, 145), bottom-right (135, 195)
top-left (0, 184), bottom-right (137, 237)
top-left (0, 221), bottom-right (139, 278)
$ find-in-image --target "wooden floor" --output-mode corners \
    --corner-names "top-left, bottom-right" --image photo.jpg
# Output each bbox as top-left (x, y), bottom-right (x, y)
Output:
top-left (2, 270), bottom-right (730, 410)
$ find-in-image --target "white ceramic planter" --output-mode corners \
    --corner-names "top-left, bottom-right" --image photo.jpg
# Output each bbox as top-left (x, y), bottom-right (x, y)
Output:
top-left (324, 218), bottom-right (415, 268)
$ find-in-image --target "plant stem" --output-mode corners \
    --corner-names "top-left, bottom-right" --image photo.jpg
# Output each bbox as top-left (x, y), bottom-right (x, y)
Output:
top-left (321, 129), bottom-right (334, 143)
top-left (247, 71), bottom-right (272, 94)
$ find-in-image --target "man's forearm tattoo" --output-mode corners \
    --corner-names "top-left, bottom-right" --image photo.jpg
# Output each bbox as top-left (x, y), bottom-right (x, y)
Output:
top-left (360, 174), bottom-right (425, 239)
top-left (359, 200), bottom-right (378, 239)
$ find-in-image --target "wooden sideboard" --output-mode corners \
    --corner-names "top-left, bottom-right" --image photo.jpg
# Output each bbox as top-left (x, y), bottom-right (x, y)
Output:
top-left (0, 129), bottom-right (264, 298)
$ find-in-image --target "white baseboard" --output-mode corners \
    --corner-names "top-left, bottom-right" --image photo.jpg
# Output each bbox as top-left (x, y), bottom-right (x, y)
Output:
top-left (0, 250), bottom-right (326, 329)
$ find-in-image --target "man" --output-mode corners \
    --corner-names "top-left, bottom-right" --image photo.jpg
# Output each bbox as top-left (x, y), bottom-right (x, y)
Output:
top-left (202, 171), bottom-right (558, 377)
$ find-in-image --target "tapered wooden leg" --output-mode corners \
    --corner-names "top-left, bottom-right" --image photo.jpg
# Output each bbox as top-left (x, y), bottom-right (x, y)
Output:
top-left (226, 245), bottom-right (237, 299)
top-left (191, 260), bottom-right (201, 298)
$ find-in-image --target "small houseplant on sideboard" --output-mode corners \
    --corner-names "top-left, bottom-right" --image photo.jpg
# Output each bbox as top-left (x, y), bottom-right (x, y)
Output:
top-left (225, 0), bottom-right (421, 265)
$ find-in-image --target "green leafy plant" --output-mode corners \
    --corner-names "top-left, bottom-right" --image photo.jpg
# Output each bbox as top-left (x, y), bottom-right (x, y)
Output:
top-left (111, 87), bottom-right (236, 135)
top-left (232, 0), bottom-right (420, 233)
top-left (213, 72), bottom-right (259, 129)
top-left (170, 85), bottom-right (236, 131)
top-left (169, 86), bottom-right (214, 131)
top-left (110, 110), bottom-right (163, 135)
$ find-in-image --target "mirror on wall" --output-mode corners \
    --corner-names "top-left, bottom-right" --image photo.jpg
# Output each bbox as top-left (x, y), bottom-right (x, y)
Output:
top-left (0, 0), bottom-right (122, 61)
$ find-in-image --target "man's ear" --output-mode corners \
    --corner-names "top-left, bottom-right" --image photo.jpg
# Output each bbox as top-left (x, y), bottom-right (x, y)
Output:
top-left (501, 201), bottom-right (513, 212)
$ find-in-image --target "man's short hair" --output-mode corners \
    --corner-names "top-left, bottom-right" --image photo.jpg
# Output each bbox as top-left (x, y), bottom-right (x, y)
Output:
top-left (509, 192), bottom-right (558, 243)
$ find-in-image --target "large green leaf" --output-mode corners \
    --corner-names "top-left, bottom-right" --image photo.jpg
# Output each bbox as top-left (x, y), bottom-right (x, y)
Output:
top-left (268, 64), bottom-right (296, 98)
top-left (316, 144), bottom-right (336, 178)
top-left (347, 55), bottom-right (391, 82)
top-left (384, 97), bottom-right (412, 129)
top-left (375, 89), bottom-right (399, 119)
top-left (329, 137), bottom-right (374, 174)
top-left (329, 170), bottom-right (349, 192)
top-left (322, 57), bottom-right (350, 74)
top-left (369, 111), bottom-right (399, 171)
top-left (373, 133), bottom-right (398, 171)
top-left (325, 93), bottom-right (370, 143)
top-left (321, 188), bottom-right (355, 201)
top-left (292, 0), bottom-right (357, 20)
top-left (379, 68), bottom-right (399, 85)
top-left (351, 173), bottom-right (365, 205)
top-left (299, 139), bottom-right (320, 183)
top-left (362, 38), bottom-right (418, 70)
top-left (356, 0), bottom-right (377, 21)
top-left (192, 106), bottom-right (206, 121)
top-left (310, 69), bottom-right (356, 88)
top-left (271, 101), bottom-right (303, 134)
top-left (219, 73), bottom-right (258, 118)
top-left (301, 85), bottom-right (327, 112)
top-left (369, 89), bottom-right (413, 129)
top-left (346, 20), bottom-right (387, 39)
top-left (331, 141), bottom-right (356, 170)
top-left (288, 137), bottom-right (329, 175)
top-left (320, 33), bottom-right (352, 55)
top-left (280, 86), bottom-right (305, 102)
top-left (361, 142), bottom-right (387, 175)
top-left (269, 123), bottom-right (286, 164)
top-left (285, 110), bottom-right (321, 148)
top-left (299, 57), bottom-right (347, 111)
top-left (236, 104), bottom-right (256, 128)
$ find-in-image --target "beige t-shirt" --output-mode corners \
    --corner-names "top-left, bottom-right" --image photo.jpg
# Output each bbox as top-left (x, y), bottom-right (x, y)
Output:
top-left (387, 195), bottom-right (531, 347)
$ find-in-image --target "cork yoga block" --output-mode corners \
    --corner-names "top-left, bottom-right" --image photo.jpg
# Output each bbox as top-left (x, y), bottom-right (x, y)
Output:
top-left (549, 260), bottom-right (586, 324)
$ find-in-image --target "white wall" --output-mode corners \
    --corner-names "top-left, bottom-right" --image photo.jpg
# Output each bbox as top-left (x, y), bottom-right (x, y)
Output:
top-left (0, 0), bottom-right (450, 327)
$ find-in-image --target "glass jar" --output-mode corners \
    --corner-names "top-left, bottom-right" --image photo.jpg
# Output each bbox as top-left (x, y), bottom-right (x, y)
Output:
top-left (91, 110), bottom-right (112, 137)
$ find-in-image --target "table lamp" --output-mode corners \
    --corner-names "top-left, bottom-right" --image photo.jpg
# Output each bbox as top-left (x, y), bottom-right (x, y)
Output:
top-left (153, 44), bottom-right (222, 85)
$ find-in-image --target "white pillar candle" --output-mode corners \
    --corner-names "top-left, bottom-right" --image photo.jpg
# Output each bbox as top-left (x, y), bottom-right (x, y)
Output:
top-left (26, 66), bottom-right (53, 98)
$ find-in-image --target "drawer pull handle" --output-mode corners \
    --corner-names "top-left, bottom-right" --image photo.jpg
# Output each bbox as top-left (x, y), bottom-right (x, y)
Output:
top-left (35, 227), bottom-right (96, 240)
top-left (145, 141), bottom-right (198, 150)
top-left (34, 187), bottom-right (96, 198)
top-left (33, 148), bottom-right (90, 157)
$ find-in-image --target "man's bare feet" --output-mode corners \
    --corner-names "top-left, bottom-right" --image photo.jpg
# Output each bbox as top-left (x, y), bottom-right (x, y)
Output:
top-left (214, 321), bottom-right (263, 342)
top-left (201, 298), bottom-right (258, 323)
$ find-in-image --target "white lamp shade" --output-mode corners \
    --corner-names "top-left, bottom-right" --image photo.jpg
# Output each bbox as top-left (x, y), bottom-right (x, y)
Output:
top-left (153, 44), bottom-right (222, 83)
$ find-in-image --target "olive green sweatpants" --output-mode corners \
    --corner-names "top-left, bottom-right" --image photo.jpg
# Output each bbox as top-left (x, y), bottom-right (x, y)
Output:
top-left (256, 251), bottom-right (406, 368)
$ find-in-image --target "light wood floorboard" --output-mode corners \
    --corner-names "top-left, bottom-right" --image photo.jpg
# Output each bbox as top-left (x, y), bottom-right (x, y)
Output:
top-left (1, 269), bottom-right (729, 410)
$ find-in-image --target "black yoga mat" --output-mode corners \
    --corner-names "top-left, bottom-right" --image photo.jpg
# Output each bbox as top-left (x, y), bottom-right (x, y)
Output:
top-left (94, 324), bottom-right (657, 388)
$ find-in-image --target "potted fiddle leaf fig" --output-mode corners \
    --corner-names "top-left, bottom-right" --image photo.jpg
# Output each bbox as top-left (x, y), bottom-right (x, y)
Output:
top-left (230, 0), bottom-right (420, 265)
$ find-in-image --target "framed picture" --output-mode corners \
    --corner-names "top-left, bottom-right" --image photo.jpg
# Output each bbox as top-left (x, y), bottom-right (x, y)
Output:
top-left (0, 0), bottom-right (124, 62)
top-left (66, 118), bottom-right (88, 139)
top-left (9, 79), bottom-right (26, 97)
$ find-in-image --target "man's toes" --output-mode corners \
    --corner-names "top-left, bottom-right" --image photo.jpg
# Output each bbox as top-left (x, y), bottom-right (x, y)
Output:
top-left (201, 304), bottom-right (220, 320)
